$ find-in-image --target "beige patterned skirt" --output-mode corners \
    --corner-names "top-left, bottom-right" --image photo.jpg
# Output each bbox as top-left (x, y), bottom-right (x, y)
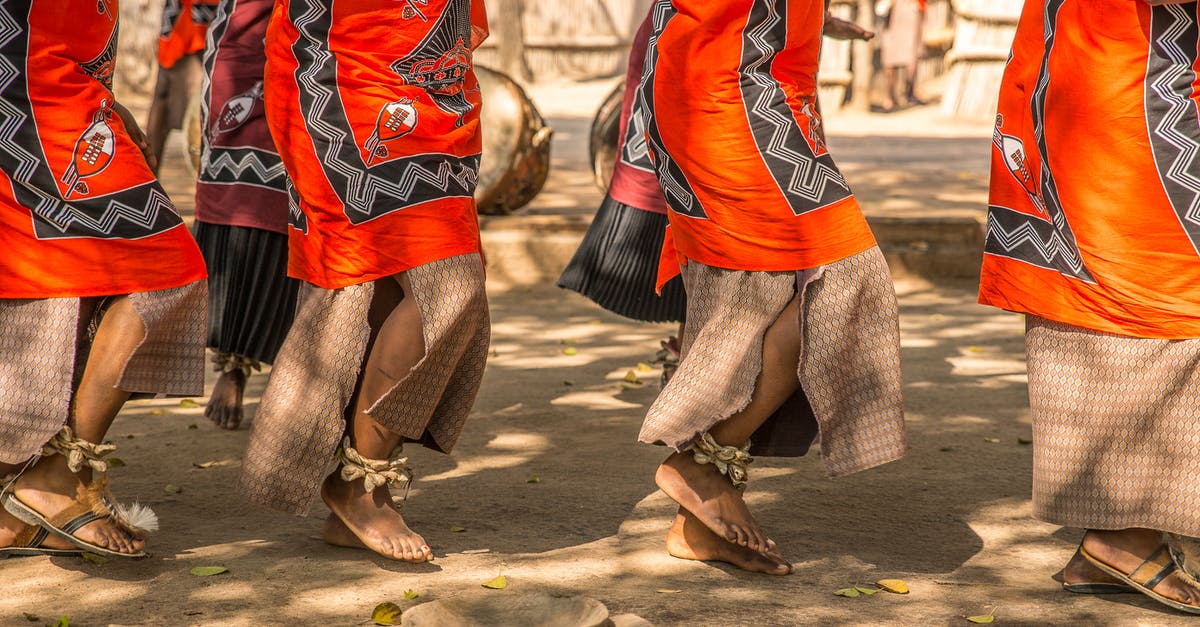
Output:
top-left (0, 282), bottom-right (207, 464)
top-left (240, 253), bottom-right (490, 515)
top-left (639, 247), bottom-right (906, 477)
top-left (1027, 316), bottom-right (1200, 537)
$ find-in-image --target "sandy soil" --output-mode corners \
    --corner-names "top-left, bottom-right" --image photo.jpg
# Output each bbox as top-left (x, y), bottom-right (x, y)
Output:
top-left (2, 85), bottom-right (1189, 626)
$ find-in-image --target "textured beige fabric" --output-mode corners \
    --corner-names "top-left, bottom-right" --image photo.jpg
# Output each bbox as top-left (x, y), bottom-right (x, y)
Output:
top-left (240, 254), bottom-right (490, 515)
top-left (639, 247), bottom-right (906, 477)
top-left (0, 281), bottom-right (208, 464)
top-left (121, 281), bottom-right (207, 396)
top-left (1027, 316), bottom-right (1200, 537)
top-left (0, 298), bottom-right (78, 464)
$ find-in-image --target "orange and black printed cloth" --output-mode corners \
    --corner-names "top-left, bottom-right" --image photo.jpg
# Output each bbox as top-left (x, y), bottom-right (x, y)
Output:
top-left (158, 0), bottom-right (221, 69)
top-left (196, 0), bottom-right (288, 234)
top-left (980, 0), bottom-right (1200, 339)
top-left (265, 0), bottom-right (489, 289)
top-left (638, 0), bottom-right (876, 286)
top-left (0, 0), bottom-right (206, 299)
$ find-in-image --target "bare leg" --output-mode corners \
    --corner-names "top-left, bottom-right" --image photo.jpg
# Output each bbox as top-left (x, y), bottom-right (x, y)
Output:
top-left (11, 296), bottom-right (146, 554)
top-left (882, 67), bottom-right (900, 111)
top-left (905, 65), bottom-right (924, 106)
top-left (144, 91), bottom-right (169, 174)
top-left (205, 368), bottom-right (247, 430)
top-left (656, 295), bottom-right (803, 557)
top-left (321, 273), bottom-right (432, 562)
top-left (1082, 528), bottom-right (1200, 605)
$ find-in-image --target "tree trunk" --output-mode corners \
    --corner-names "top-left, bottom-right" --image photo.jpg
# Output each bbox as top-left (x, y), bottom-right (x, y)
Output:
top-left (847, 0), bottom-right (877, 111)
top-left (116, 0), bottom-right (163, 101)
top-left (489, 0), bottom-right (531, 82)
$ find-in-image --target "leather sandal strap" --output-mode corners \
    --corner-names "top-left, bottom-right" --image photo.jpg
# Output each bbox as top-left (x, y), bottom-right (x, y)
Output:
top-left (1144, 561), bottom-right (1179, 591)
top-left (60, 512), bottom-right (105, 536)
top-left (1129, 545), bottom-right (1175, 589)
top-left (46, 498), bottom-right (102, 531)
top-left (11, 524), bottom-right (42, 548)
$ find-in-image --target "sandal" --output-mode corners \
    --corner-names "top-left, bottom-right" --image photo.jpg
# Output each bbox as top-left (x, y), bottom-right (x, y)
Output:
top-left (0, 426), bottom-right (157, 560)
top-left (0, 523), bottom-right (83, 559)
top-left (1061, 547), bottom-right (1134, 594)
top-left (1082, 544), bottom-right (1200, 614)
top-left (2, 477), bottom-right (151, 560)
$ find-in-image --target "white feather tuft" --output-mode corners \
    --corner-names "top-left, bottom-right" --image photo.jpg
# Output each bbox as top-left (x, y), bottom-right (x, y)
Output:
top-left (111, 501), bottom-right (159, 533)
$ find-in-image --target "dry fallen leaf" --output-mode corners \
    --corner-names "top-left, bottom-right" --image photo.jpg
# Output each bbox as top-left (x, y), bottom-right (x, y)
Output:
top-left (106, 457), bottom-right (126, 468)
top-left (371, 601), bottom-right (402, 625)
top-left (482, 575), bottom-right (508, 590)
top-left (149, 409), bottom-right (166, 416)
top-left (623, 371), bottom-right (640, 383)
top-left (876, 579), bottom-right (909, 594)
top-left (186, 424), bottom-right (199, 430)
top-left (450, 525), bottom-right (466, 532)
top-left (190, 566), bottom-right (228, 577)
top-left (854, 586), bottom-right (879, 596)
top-left (833, 587), bottom-right (861, 598)
top-left (81, 552), bottom-right (109, 565)
top-left (562, 380), bottom-right (575, 386)
top-left (636, 362), bottom-right (653, 373)
top-left (403, 590), bottom-right (419, 600)
top-left (192, 461), bottom-right (217, 469)
top-left (178, 399), bottom-right (202, 409)
top-left (966, 606), bottom-right (998, 623)
top-left (164, 484), bottom-right (183, 494)
top-left (983, 438), bottom-right (1001, 444)
top-left (562, 347), bottom-right (578, 356)
top-left (655, 589), bottom-right (682, 594)
top-left (1017, 437), bottom-right (1033, 445)
top-left (526, 473), bottom-right (540, 484)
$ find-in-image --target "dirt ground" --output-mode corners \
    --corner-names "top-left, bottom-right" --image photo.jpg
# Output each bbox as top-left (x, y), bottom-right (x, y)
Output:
top-left (2, 85), bottom-right (1191, 626)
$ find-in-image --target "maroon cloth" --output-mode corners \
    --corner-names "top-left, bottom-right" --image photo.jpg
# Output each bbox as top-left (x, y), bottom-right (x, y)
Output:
top-left (194, 0), bottom-right (288, 234)
top-left (607, 14), bottom-right (668, 214)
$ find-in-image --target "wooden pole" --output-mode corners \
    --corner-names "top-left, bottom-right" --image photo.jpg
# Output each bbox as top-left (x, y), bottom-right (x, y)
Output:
top-left (492, 0), bottom-right (532, 82)
top-left (847, 0), bottom-right (877, 111)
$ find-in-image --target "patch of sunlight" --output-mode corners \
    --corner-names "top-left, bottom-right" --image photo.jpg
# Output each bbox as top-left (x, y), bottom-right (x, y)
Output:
top-left (947, 355), bottom-right (1026, 378)
top-left (188, 581), bottom-right (260, 603)
top-left (422, 453), bottom-right (538, 482)
top-left (741, 466), bottom-right (798, 480)
top-left (486, 432), bottom-right (552, 452)
top-left (741, 491), bottom-right (782, 506)
top-left (899, 337), bottom-right (939, 348)
top-left (551, 390), bottom-right (643, 410)
top-left (491, 403), bottom-right (525, 416)
top-left (175, 539), bottom-right (275, 561)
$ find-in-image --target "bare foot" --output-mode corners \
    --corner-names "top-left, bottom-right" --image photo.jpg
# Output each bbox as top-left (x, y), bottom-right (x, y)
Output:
top-left (205, 369), bottom-right (246, 430)
top-left (0, 508), bottom-right (75, 551)
top-left (655, 451), bottom-right (774, 553)
top-left (1062, 545), bottom-right (1129, 589)
top-left (9, 456), bottom-right (143, 555)
top-left (1083, 529), bottom-right (1200, 607)
top-left (666, 508), bottom-right (792, 575)
top-left (320, 474), bottom-right (431, 562)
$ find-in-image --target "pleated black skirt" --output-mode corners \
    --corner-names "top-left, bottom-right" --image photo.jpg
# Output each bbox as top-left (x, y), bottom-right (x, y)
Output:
top-left (192, 221), bottom-right (299, 364)
top-left (557, 195), bottom-right (686, 323)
